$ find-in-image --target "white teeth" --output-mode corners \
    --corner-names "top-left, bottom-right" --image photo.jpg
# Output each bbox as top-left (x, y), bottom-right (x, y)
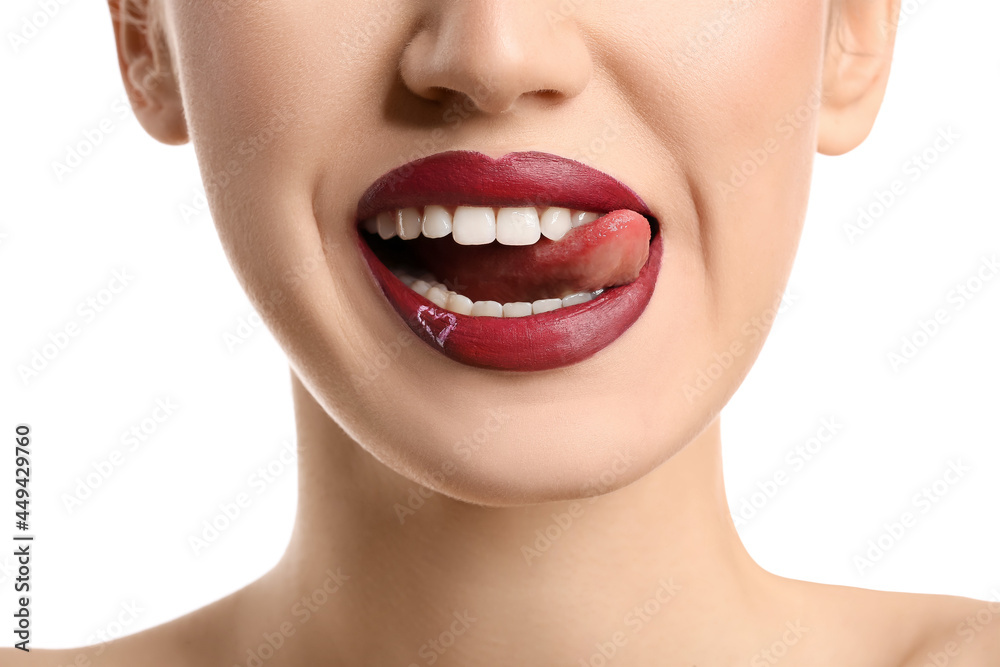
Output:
top-left (394, 271), bottom-right (606, 317)
top-left (410, 279), bottom-right (432, 297)
top-left (425, 285), bottom-right (450, 308)
top-left (540, 207), bottom-right (572, 241)
top-left (422, 205), bottom-right (453, 238)
top-left (532, 298), bottom-right (562, 314)
top-left (571, 211), bottom-right (599, 228)
top-left (561, 292), bottom-right (593, 307)
top-left (453, 206), bottom-right (497, 245)
top-left (377, 211), bottom-right (397, 239)
top-left (397, 207), bottom-right (422, 240)
top-left (502, 302), bottom-right (533, 318)
top-left (471, 300), bottom-right (503, 317)
top-left (446, 293), bottom-right (474, 315)
top-left (370, 206), bottom-right (614, 318)
top-left (365, 206), bottom-right (603, 245)
top-left (496, 207), bottom-right (541, 246)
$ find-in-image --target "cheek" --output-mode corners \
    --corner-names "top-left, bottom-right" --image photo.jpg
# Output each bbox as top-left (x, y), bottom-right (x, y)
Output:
top-left (604, 0), bottom-right (828, 408)
top-left (165, 1), bottom-right (400, 359)
top-left (694, 3), bottom-right (828, 298)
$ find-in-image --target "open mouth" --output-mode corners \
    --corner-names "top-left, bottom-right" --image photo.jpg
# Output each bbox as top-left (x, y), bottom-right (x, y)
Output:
top-left (355, 151), bottom-right (663, 371)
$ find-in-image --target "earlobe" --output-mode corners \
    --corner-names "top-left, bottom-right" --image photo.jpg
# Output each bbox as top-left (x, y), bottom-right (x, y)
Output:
top-left (107, 0), bottom-right (188, 146)
top-left (817, 0), bottom-right (900, 156)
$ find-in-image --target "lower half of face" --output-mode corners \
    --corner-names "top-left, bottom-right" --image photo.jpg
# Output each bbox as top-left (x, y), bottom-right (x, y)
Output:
top-left (167, 0), bottom-right (828, 505)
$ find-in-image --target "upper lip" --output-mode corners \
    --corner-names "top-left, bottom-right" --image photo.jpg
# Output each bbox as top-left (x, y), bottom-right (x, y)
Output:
top-left (355, 150), bottom-right (652, 221)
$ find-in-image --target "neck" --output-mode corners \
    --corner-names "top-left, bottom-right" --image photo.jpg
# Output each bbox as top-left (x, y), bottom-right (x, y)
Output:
top-left (254, 373), bottom-right (780, 665)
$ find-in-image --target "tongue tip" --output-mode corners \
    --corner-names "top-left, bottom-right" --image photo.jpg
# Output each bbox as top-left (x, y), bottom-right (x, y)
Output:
top-left (598, 209), bottom-right (652, 237)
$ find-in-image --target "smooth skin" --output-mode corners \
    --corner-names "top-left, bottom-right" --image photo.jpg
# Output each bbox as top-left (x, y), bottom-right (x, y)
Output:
top-left (7, 0), bottom-right (998, 665)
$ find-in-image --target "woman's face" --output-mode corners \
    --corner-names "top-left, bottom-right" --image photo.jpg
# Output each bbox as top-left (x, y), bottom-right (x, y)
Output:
top-left (154, 0), bottom-right (833, 504)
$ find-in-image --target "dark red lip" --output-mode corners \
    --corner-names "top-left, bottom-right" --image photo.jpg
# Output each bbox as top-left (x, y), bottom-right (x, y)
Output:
top-left (355, 151), bottom-right (663, 371)
top-left (357, 151), bottom-right (652, 220)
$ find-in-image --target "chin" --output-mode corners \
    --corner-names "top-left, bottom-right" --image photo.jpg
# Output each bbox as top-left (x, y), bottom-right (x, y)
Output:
top-left (228, 149), bottom-right (786, 507)
top-left (298, 290), bottom-right (744, 508)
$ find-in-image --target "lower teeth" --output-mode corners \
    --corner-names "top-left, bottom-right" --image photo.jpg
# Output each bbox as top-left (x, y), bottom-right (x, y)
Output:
top-left (393, 270), bottom-right (604, 318)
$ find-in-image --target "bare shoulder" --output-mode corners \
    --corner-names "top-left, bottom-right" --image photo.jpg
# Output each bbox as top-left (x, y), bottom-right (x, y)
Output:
top-left (896, 591), bottom-right (1000, 667)
top-left (775, 577), bottom-right (1000, 667)
top-left (0, 587), bottom-right (246, 667)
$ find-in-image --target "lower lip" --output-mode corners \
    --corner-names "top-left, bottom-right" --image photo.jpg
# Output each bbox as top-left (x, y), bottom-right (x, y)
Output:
top-left (357, 231), bottom-right (663, 372)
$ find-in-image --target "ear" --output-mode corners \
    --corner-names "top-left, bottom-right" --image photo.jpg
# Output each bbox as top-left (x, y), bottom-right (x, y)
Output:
top-left (107, 0), bottom-right (188, 145)
top-left (817, 0), bottom-right (900, 155)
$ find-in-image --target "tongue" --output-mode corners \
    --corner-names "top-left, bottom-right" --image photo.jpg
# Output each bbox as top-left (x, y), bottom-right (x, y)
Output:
top-left (410, 209), bottom-right (651, 303)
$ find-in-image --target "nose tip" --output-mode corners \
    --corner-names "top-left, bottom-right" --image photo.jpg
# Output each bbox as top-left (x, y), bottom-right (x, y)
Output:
top-left (400, 3), bottom-right (592, 116)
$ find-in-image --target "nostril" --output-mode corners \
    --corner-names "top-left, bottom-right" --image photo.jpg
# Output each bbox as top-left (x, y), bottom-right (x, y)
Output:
top-left (398, 4), bottom-right (592, 117)
top-left (425, 85), bottom-right (457, 103)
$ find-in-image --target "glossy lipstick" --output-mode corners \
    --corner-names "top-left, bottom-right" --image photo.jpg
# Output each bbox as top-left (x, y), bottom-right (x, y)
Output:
top-left (356, 151), bottom-right (663, 371)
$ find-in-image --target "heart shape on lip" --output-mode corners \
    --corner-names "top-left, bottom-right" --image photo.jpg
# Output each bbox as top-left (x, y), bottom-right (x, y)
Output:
top-left (416, 306), bottom-right (459, 347)
top-left (358, 231), bottom-right (664, 371)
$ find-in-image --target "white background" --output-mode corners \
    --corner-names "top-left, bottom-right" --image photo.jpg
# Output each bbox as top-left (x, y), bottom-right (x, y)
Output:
top-left (1, 0), bottom-right (998, 648)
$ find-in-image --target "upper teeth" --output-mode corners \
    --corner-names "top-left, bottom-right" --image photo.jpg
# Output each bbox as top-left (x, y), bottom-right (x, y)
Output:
top-left (362, 206), bottom-right (601, 245)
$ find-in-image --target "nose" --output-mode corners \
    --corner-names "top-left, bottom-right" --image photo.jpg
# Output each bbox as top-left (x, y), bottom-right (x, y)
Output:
top-left (400, 1), bottom-right (593, 115)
